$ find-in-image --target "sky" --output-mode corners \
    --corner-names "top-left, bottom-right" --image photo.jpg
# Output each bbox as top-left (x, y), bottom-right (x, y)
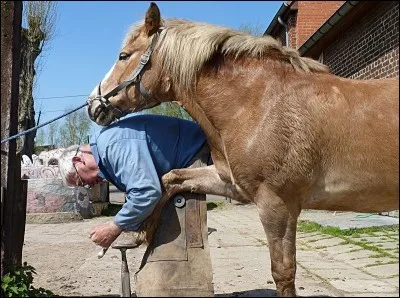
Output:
top-left (33, 1), bottom-right (282, 136)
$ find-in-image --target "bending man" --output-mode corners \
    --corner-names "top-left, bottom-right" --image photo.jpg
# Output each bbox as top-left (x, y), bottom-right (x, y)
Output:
top-left (58, 114), bottom-right (208, 248)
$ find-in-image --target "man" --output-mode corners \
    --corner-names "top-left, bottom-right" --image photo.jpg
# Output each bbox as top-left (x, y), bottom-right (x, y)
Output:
top-left (58, 114), bottom-right (208, 248)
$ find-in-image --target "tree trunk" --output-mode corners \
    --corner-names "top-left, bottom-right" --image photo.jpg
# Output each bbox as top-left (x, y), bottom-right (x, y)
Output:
top-left (17, 26), bottom-right (43, 158)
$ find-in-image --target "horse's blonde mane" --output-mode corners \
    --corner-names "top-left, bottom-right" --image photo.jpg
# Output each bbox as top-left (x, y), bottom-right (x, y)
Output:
top-left (124, 18), bottom-right (329, 94)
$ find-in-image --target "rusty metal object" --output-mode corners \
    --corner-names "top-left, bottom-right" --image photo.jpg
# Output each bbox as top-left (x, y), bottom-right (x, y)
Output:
top-left (110, 233), bottom-right (141, 297)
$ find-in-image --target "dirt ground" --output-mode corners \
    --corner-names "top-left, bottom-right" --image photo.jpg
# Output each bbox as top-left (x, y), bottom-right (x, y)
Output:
top-left (23, 202), bottom-right (399, 297)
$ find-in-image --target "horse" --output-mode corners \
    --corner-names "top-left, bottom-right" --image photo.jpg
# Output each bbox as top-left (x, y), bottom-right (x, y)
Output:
top-left (87, 2), bottom-right (399, 296)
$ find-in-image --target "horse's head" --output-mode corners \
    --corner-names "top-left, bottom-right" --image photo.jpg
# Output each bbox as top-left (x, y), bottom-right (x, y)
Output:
top-left (87, 2), bottom-right (171, 126)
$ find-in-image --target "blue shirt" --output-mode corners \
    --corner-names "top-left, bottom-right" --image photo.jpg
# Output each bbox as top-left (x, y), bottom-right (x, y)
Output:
top-left (89, 114), bottom-right (206, 231)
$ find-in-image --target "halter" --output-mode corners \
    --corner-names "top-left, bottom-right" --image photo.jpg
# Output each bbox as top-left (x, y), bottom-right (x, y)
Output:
top-left (89, 29), bottom-right (163, 119)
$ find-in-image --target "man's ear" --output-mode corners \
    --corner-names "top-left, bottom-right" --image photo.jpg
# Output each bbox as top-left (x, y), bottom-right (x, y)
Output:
top-left (144, 2), bottom-right (161, 36)
top-left (72, 156), bottom-right (80, 163)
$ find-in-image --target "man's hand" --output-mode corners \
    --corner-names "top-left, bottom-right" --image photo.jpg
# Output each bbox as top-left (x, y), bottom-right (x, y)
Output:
top-left (89, 222), bottom-right (123, 247)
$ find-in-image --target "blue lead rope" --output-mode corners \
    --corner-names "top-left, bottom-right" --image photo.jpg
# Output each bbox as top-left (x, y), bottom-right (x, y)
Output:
top-left (1, 102), bottom-right (88, 144)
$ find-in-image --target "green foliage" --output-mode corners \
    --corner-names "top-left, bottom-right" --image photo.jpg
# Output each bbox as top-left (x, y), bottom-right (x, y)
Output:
top-left (297, 220), bottom-right (399, 258)
top-left (58, 108), bottom-right (92, 147)
top-left (297, 220), bottom-right (399, 236)
top-left (145, 102), bottom-right (193, 121)
top-left (1, 262), bottom-right (55, 297)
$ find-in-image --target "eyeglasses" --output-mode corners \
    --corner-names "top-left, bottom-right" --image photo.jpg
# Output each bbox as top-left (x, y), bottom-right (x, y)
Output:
top-left (73, 146), bottom-right (92, 189)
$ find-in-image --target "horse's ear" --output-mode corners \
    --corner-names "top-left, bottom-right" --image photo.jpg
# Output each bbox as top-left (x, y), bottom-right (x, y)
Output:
top-left (144, 2), bottom-right (161, 36)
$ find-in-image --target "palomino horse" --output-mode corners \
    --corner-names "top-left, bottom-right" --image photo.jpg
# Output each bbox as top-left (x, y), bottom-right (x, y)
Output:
top-left (87, 2), bottom-right (399, 296)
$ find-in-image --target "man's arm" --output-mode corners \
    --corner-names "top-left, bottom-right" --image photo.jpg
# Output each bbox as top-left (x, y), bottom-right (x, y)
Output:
top-left (89, 138), bottom-right (162, 247)
top-left (111, 139), bottom-right (162, 231)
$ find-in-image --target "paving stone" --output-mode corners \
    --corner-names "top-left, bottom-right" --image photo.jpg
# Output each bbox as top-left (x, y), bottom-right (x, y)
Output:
top-left (317, 243), bottom-right (359, 255)
top-left (209, 230), bottom-right (264, 247)
top-left (294, 282), bottom-right (339, 297)
top-left (297, 234), bottom-right (331, 243)
top-left (305, 237), bottom-right (344, 249)
top-left (374, 241), bottom-right (399, 250)
top-left (362, 263), bottom-right (400, 278)
top-left (309, 267), bottom-right (375, 281)
top-left (299, 211), bottom-right (399, 229)
top-left (349, 293), bottom-right (400, 297)
top-left (333, 249), bottom-right (376, 262)
top-left (330, 279), bottom-right (396, 293)
top-left (373, 231), bottom-right (393, 237)
top-left (348, 257), bottom-right (396, 268)
top-left (23, 202), bottom-right (399, 297)
top-left (297, 232), bottom-right (321, 239)
top-left (297, 256), bottom-right (349, 270)
top-left (385, 275), bottom-right (399, 287)
top-left (359, 236), bottom-right (395, 243)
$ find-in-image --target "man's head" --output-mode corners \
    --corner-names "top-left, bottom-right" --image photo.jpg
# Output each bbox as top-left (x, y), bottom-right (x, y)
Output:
top-left (58, 144), bottom-right (103, 188)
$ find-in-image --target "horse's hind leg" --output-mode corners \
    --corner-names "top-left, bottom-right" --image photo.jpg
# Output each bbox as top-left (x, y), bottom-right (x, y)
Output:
top-left (255, 185), bottom-right (301, 297)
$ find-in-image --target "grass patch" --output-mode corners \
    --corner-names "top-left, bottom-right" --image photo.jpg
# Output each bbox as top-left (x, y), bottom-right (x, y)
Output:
top-left (207, 201), bottom-right (225, 211)
top-left (297, 221), bottom-right (399, 258)
top-left (348, 248), bottom-right (363, 253)
top-left (338, 240), bottom-right (350, 245)
top-left (368, 253), bottom-right (389, 259)
top-left (364, 260), bottom-right (399, 267)
top-left (297, 221), bottom-right (399, 237)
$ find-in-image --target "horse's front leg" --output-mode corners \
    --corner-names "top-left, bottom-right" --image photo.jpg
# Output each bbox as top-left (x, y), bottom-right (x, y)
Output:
top-left (255, 184), bottom-right (301, 297)
top-left (138, 165), bottom-right (247, 244)
top-left (162, 165), bottom-right (249, 203)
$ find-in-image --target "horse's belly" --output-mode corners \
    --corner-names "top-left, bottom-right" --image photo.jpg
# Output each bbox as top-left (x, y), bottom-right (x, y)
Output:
top-left (303, 178), bottom-right (399, 212)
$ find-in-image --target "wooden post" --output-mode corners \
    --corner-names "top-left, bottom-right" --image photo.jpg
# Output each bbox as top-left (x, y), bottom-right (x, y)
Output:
top-left (1, 1), bottom-right (25, 277)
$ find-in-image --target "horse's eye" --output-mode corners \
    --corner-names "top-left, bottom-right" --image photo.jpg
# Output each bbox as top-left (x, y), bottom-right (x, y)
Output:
top-left (119, 53), bottom-right (130, 61)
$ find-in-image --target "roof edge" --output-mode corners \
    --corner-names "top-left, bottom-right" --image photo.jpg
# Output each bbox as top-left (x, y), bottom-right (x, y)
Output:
top-left (264, 1), bottom-right (292, 36)
top-left (298, 1), bottom-right (360, 56)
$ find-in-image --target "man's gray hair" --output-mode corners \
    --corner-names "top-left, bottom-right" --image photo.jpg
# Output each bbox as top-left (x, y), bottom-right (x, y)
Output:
top-left (58, 144), bottom-right (80, 186)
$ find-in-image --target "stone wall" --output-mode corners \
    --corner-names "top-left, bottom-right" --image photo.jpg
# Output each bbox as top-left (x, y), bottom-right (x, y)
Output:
top-left (21, 149), bottom-right (109, 221)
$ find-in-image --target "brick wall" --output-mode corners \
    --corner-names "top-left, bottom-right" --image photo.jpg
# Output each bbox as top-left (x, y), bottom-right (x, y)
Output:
top-left (324, 1), bottom-right (399, 79)
top-left (287, 12), bottom-right (297, 48)
top-left (297, 1), bottom-right (344, 48)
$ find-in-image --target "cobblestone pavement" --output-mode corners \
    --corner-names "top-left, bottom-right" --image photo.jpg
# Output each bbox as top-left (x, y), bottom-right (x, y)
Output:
top-left (23, 201), bottom-right (399, 297)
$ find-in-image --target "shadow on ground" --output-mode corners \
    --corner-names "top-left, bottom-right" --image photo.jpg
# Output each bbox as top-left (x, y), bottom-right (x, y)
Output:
top-left (215, 288), bottom-right (277, 297)
top-left (101, 204), bottom-right (122, 216)
top-left (97, 289), bottom-right (332, 297)
top-left (215, 289), bottom-right (332, 297)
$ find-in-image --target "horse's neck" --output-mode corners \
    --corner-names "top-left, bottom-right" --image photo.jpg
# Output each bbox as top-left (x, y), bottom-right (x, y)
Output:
top-left (176, 98), bottom-right (237, 185)
top-left (177, 98), bottom-right (223, 152)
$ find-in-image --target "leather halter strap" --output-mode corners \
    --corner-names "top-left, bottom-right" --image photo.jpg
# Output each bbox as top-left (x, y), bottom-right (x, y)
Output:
top-left (90, 29), bottom-right (162, 119)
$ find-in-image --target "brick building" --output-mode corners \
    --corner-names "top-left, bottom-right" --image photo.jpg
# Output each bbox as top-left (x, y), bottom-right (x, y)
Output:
top-left (265, 1), bottom-right (399, 79)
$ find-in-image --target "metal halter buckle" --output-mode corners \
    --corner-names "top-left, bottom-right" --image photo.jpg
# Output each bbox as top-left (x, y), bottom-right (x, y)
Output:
top-left (140, 53), bottom-right (150, 65)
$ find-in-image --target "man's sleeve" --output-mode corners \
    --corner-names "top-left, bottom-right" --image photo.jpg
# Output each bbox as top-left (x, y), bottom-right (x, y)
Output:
top-left (106, 139), bottom-right (162, 231)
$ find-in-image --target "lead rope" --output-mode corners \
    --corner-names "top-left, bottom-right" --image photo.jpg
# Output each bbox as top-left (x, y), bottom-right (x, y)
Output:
top-left (1, 102), bottom-right (88, 144)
